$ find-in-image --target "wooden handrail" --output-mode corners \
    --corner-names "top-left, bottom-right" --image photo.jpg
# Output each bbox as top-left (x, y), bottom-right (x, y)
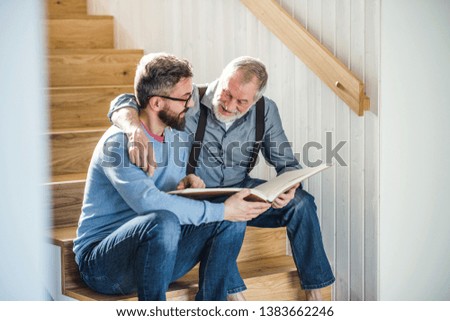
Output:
top-left (240, 0), bottom-right (370, 116)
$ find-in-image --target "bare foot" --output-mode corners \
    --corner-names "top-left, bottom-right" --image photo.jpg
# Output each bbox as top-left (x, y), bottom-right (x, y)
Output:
top-left (227, 292), bottom-right (247, 301)
top-left (305, 289), bottom-right (323, 301)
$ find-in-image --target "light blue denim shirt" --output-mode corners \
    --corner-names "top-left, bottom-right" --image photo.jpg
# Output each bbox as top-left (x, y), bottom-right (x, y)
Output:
top-left (108, 80), bottom-right (300, 188)
top-left (73, 125), bottom-right (224, 261)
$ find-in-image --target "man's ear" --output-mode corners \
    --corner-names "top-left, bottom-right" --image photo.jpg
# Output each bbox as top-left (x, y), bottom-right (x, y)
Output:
top-left (147, 96), bottom-right (163, 111)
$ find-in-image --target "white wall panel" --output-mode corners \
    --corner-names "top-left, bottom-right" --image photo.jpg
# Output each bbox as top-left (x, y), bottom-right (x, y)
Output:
top-left (349, 0), bottom-right (366, 301)
top-left (88, 0), bottom-right (380, 301)
top-left (363, 0), bottom-right (380, 301)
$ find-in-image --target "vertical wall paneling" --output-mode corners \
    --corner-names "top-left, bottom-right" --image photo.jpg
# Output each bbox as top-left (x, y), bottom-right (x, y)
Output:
top-left (87, 0), bottom-right (380, 301)
top-left (293, 0), bottom-right (309, 192)
top-left (349, 0), bottom-right (365, 301)
top-left (363, 0), bottom-right (380, 301)
top-left (306, 0), bottom-right (323, 223)
top-left (334, 0), bottom-right (352, 301)
top-left (320, 0), bottom-right (337, 300)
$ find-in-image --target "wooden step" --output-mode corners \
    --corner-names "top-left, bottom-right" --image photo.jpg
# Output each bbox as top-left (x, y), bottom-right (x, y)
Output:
top-left (49, 177), bottom-right (86, 228)
top-left (47, 0), bottom-right (87, 16)
top-left (50, 127), bottom-right (105, 177)
top-left (52, 226), bottom-right (324, 301)
top-left (47, 15), bottom-right (114, 49)
top-left (48, 49), bottom-right (143, 87)
top-left (49, 85), bottom-right (133, 130)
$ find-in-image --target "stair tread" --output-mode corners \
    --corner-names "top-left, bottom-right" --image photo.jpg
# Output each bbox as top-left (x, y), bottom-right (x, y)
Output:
top-left (49, 48), bottom-right (144, 55)
top-left (51, 226), bottom-right (77, 247)
top-left (48, 84), bottom-right (134, 91)
top-left (50, 173), bottom-right (87, 183)
top-left (48, 14), bottom-right (113, 20)
top-left (49, 126), bottom-right (107, 135)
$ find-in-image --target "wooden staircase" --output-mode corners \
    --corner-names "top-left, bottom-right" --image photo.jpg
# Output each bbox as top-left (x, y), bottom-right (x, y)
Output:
top-left (46, 0), bottom-right (331, 301)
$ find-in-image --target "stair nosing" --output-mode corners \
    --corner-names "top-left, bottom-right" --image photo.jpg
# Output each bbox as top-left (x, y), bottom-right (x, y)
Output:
top-left (47, 15), bottom-right (114, 20)
top-left (48, 48), bottom-right (144, 55)
top-left (48, 84), bottom-right (134, 91)
top-left (48, 127), bottom-right (108, 135)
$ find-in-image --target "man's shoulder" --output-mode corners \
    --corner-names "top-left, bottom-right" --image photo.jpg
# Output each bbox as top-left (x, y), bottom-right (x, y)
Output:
top-left (262, 95), bottom-right (277, 111)
top-left (167, 128), bottom-right (191, 142)
top-left (100, 126), bottom-right (128, 146)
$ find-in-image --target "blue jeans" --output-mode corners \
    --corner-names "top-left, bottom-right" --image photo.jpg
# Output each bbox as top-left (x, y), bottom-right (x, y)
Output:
top-left (234, 177), bottom-right (335, 290)
top-left (76, 210), bottom-right (246, 300)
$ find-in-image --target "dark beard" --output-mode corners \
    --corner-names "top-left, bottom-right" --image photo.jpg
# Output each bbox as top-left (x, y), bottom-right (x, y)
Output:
top-left (158, 108), bottom-right (187, 131)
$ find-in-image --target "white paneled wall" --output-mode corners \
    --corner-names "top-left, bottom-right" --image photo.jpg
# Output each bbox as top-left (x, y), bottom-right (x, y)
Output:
top-left (88, 0), bottom-right (380, 301)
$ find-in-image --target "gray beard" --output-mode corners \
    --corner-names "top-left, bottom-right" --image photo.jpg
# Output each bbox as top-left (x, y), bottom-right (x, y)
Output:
top-left (212, 101), bottom-right (244, 123)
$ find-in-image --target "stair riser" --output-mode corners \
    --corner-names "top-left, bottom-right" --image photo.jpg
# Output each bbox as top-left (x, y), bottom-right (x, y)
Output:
top-left (47, 0), bottom-right (87, 16)
top-left (51, 180), bottom-right (85, 228)
top-left (48, 18), bottom-right (114, 49)
top-left (51, 130), bottom-right (103, 177)
top-left (49, 53), bottom-right (141, 86)
top-left (168, 271), bottom-right (303, 301)
top-left (50, 86), bottom-right (134, 130)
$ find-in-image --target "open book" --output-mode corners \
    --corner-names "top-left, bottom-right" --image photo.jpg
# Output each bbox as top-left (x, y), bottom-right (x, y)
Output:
top-left (169, 164), bottom-right (331, 202)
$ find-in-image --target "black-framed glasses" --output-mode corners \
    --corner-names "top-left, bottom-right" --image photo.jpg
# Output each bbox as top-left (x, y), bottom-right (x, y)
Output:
top-left (148, 92), bottom-right (193, 108)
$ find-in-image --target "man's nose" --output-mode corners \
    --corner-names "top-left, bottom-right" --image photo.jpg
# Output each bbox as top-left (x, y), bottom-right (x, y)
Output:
top-left (226, 99), bottom-right (240, 112)
top-left (186, 96), bottom-right (194, 108)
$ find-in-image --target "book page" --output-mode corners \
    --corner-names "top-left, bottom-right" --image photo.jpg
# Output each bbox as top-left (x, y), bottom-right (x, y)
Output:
top-left (168, 164), bottom-right (331, 202)
top-left (168, 187), bottom-right (242, 200)
top-left (254, 164), bottom-right (331, 202)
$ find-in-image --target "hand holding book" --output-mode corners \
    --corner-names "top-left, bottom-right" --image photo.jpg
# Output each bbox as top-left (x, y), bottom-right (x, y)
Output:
top-left (271, 183), bottom-right (300, 209)
top-left (223, 189), bottom-right (271, 221)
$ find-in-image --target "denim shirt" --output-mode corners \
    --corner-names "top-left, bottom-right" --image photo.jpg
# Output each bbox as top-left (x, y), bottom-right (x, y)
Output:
top-left (73, 126), bottom-right (224, 262)
top-left (108, 80), bottom-right (300, 188)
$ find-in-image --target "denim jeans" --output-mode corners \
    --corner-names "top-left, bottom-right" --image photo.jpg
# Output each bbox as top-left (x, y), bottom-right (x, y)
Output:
top-left (76, 210), bottom-right (246, 300)
top-left (235, 177), bottom-right (335, 290)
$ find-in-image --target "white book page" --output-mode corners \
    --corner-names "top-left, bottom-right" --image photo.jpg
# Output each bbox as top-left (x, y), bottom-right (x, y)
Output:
top-left (254, 164), bottom-right (331, 202)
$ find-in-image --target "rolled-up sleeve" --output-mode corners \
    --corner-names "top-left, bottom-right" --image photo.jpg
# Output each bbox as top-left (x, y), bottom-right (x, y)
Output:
top-left (107, 93), bottom-right (139, 122)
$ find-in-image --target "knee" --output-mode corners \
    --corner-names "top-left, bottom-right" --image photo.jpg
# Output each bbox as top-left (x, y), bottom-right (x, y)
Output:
top-left (294, 189), bottom-right (316, 212)
top-left (141, 211), bottom-right (181, 250)
top-left (217, 221), bottom-right (247, 240)
top-left (286, 189), bottom-right (317, 223)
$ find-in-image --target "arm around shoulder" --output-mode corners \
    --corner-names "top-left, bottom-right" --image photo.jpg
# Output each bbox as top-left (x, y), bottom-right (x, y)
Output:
top-left (108, 93), bottom-right (140, 124)
top-left (108, 93), bottom-right (155, 174)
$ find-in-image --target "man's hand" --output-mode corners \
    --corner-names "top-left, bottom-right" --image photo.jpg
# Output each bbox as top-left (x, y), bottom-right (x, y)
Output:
top-left (271, 183), bottom-right (299, 209)
top-left (224, 189), bottom-right (271, 222)
top-left (111, 107), bottom-right (156, 176)
top-left (176, 174), bottom-right (206, 190)
top-left (127, 125), bottom-right (156, 176)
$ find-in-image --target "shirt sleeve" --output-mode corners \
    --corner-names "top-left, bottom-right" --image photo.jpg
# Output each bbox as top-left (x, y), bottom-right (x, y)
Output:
top-left (107, 93), bottom-right (139, 122)
top-left (101, 132), bottom-right (225, 225)
top-left (260, 97), bottom-right (301, 175)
